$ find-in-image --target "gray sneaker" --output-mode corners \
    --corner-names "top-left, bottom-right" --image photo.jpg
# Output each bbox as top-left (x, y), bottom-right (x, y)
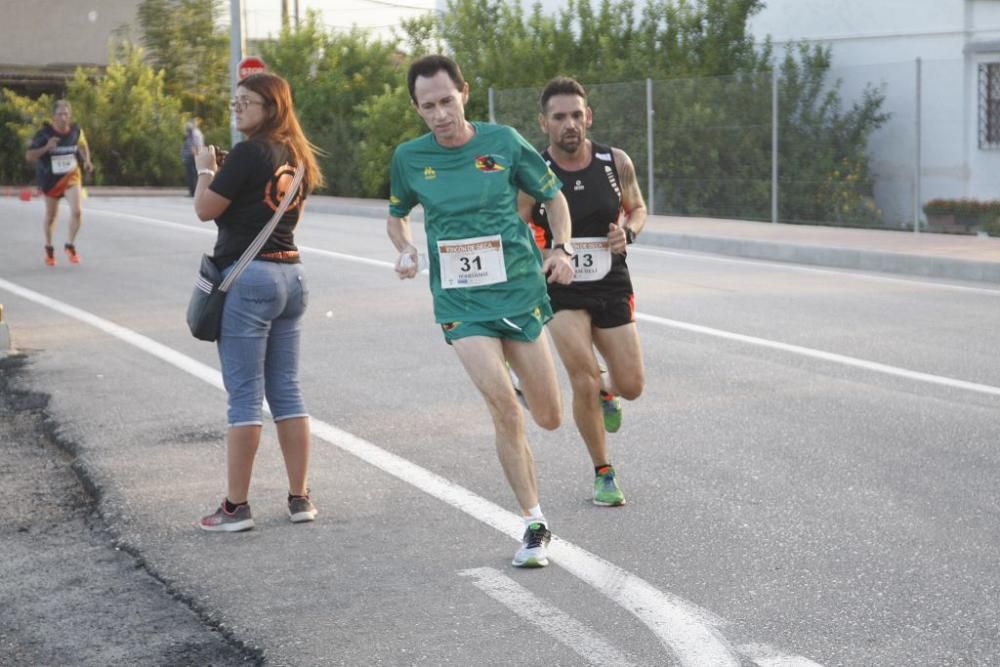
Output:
top-left (199, 502), bottom-right (254, 532)
top-left (288, 495), bottom-right (317, 523)
top-left (512, 522), bottom-right (551, 568)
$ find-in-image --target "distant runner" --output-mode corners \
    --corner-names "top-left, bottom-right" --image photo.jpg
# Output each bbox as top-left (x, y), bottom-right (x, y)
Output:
top-left (25, 99), bottom-right (93, 266)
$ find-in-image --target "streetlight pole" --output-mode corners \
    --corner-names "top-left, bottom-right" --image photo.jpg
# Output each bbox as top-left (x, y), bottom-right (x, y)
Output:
top-left (229, 0), bottom-right (245, 146)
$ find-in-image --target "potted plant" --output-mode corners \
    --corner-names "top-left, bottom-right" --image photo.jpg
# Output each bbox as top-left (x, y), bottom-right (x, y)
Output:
top-left (922, 198), bottom-right (1000, 234)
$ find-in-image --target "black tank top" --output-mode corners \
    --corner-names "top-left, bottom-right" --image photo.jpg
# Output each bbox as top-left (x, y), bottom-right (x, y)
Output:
top-left (531, 142), bottom-right (631, 292)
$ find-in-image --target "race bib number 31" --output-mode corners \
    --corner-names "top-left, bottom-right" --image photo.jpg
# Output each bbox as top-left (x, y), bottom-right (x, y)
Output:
top-left (437, 234), bottom-right (507, 289)
top-left (570, 237), bottom-right (613, 282)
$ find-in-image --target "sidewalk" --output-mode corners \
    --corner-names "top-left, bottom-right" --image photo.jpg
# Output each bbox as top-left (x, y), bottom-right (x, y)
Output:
top-left (305, 196), bottom-right (1000, 284)
top-left (54, 188), bottom-right (1000, 284)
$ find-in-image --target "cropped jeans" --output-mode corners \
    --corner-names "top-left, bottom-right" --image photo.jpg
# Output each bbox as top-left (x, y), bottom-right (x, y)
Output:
top-left (218, 260), bottom-right (308, 427)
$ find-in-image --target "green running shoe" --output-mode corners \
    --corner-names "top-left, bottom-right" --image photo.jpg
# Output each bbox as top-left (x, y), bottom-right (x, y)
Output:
top-left (593, 466), bottom-right (626, 506)
top-left (600, 390), bottom-right (622, 433)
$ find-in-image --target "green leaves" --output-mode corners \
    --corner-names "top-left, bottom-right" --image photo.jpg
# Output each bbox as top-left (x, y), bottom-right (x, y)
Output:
top-left (66, 44), bottom-right (185, 186)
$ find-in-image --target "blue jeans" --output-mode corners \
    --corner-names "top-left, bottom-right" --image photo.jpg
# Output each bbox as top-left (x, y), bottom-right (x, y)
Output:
top-left (218, 260), bottom-right (308, 426)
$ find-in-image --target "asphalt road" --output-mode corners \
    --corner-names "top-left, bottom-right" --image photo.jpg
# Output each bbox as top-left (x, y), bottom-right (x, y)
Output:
top-left (0, 195), bottom-right (998, 666)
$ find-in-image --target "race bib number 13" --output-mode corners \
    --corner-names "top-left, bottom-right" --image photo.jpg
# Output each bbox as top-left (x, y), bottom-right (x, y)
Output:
top-left (437, 234), bottom-right (507, 289)
top-left (570, 237), bottom-right (612, 282)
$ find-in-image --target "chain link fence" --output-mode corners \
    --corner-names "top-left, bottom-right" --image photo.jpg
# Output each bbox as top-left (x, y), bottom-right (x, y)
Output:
top-left (493, 59), bottom-right (980, 232)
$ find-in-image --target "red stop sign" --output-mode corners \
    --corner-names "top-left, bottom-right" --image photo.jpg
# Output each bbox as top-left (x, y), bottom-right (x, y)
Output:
top-left (237, 56), bottom-right (267, 80)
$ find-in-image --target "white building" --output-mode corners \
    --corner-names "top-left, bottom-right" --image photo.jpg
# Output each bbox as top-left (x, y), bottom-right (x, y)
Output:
top-left (750, 0), bottom-right (1000, 224)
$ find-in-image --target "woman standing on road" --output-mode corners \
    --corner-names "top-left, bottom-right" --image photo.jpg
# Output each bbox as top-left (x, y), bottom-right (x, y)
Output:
top-left (193, 72), bottom-right (324, 532)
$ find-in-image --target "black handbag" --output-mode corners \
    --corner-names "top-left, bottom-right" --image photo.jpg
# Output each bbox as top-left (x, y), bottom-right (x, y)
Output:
top-left (186, 165), bottom-right (305, 342)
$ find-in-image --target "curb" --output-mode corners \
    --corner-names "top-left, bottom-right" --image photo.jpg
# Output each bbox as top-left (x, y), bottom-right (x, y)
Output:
top-left (639, 232), bottom-right (1000, 284)
top-left (304, 200), bottom-right (1000, 285)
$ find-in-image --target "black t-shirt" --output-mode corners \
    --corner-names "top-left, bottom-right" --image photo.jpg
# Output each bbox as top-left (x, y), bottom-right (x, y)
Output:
top-left (209, 140), bottom-right (305, 269)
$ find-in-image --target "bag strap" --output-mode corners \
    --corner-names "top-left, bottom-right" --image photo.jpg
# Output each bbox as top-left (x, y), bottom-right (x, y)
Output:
top-left (219, 164), bottom-right (306, 293)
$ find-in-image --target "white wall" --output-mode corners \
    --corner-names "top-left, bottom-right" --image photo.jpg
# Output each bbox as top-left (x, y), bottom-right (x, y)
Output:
top-left (750, 0), bottom-right (1000, 221)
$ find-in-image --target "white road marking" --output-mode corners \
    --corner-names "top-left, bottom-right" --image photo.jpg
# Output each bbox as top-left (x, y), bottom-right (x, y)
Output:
top-left (85, 208), bottom-right (1000, 398)
top-left (630, 246), bottom-right (1000, 296)
top-left (85, 207), bottom-right (1000, 398)
top-left (459, 567), bottom-right (637, 666)
top-left (740, 643), bottom-right (825, 667)
top-left (0, 276), bottom-right (751, 667)
top-left (637, 312), bottom-right (1000, 398)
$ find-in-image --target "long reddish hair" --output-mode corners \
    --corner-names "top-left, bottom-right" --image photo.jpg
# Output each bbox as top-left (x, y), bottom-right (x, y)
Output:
top-left (238, 72), bottom-right (324, 192)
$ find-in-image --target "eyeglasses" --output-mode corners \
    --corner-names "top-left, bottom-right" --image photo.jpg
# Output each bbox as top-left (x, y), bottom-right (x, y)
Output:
top-left (230, 97), bottom-right (266, 111)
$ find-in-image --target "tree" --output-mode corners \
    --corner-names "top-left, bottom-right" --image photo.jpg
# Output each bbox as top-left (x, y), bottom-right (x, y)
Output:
top-left (66, 43), bottom-right (185, 186)
top-left (0, 90), bottom-right (50, 185)
top-left (259, 11), bottom-right (406, 195)
top-left (136, 0), bottom-right (229, 146)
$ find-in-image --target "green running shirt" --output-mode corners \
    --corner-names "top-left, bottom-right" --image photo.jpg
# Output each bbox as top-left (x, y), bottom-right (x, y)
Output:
top-left (389, 122), bottom-right (562, 323)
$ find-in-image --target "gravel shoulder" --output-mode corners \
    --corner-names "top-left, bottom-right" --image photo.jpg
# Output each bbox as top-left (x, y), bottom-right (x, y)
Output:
top-left (0, 353), bottom-right (257, 666)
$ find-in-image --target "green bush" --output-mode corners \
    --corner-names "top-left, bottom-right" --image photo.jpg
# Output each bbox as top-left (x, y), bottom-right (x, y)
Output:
top-left (922, 198), bottom-right (1000, 218)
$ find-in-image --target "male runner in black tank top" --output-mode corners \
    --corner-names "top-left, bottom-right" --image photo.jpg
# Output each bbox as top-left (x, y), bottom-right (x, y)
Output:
top-left (517, 77), bottom-right (647, 507)
top-left (25, 99), bottom-right (94, 266)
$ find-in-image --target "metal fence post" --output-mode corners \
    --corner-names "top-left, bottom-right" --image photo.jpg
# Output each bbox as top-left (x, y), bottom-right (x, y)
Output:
top-left (646, 78), bottom-right (654, 215)
top-left (488, 86), bottom-right (495, 124)
top-left (772, 68), bottom-right (779, 224)
top-left (914, 57), bottom-right (922, 233)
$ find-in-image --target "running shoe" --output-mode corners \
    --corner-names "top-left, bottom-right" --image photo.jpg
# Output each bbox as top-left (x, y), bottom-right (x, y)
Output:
top-left (512, 521), bottom-right (551, 568)
top-left (44, 245), bottom-right (55, 266)
top-left (288, 494), bottom-right (318, 523)
top-left (199, 502), bottom-right (254, 532)
top-left (600, 390), bottom-right (623, 433)
top-left (64, 243), bottom-right (80, 264)
top-left (593, 465), bottom-right (626, 506)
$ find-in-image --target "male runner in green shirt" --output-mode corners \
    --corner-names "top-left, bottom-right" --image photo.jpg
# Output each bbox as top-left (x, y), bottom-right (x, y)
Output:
top-left (387, 55), bottom-right (575, 568)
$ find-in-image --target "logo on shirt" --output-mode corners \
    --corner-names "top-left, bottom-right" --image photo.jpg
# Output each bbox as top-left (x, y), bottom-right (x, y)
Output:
top-left (264, 164), bottom-right (304, 212)
top-left (424, 166), bottom-right (436, 180)
top-left (574, 179), bottom-right (585, 192)
top-left (475, 155), bottom-right (506, 172)
top-left (539, 168), bottom-right (558, 192)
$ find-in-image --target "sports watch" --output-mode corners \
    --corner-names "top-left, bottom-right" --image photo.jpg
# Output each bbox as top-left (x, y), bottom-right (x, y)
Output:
top-left (624, 227), bottom-right (636, 245)
top-left (552, 242), bottom-right (575, 258)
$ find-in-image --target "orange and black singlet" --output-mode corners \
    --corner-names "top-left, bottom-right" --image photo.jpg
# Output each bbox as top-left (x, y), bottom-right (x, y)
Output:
top-left (30, 122), bottom-right (86, 198)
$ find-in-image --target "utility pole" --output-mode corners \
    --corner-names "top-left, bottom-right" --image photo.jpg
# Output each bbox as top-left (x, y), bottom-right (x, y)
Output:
top-left (281, 0), bottom-right (290, 30)
top-left (230, 0), bottom-right (245, 146)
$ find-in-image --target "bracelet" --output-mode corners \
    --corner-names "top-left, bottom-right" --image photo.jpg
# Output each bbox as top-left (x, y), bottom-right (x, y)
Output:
top-left (197, 168), bottom-right (216, 177)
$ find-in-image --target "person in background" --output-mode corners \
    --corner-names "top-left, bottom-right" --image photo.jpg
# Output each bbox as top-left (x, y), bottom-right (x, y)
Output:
top-left (193, 73), bottom-right (324, 532)
top-left (519, 76), bottom-right (647, 507)
top-left (387, 55), bottom-right (575, 568)
top-left (25, 99), bottom-right (93, 266)
top-left (182, 118), bottom-right (205, 197)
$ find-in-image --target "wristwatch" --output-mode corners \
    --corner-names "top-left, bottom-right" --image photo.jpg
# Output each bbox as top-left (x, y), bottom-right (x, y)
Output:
top-left (552, 242), bottom-right (575, 258)
top-left (624, 227), bottom-right (636, 245)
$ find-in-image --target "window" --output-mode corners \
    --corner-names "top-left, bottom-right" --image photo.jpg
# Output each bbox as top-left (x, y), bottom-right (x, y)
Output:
top-left (978, 62), bottom-right (1000, 149)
